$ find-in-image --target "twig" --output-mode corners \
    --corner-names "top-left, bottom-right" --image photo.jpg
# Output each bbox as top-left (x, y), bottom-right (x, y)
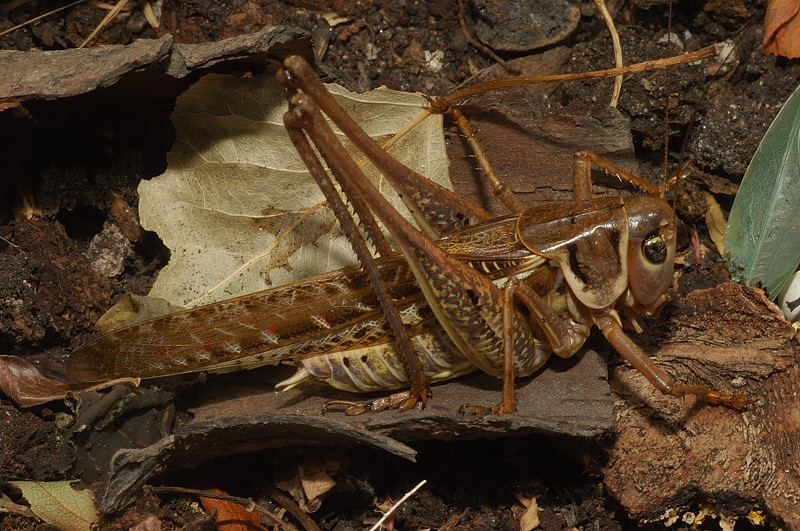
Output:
top-left (456, 0), bottom-right (520, 75)
top-left (368, 479), bottom-right (427, 531)
top-left (263, 484), bottom-right (323, 531)
top-left (147, 485), bottom-right (303, 531)
top-left (78, 0), bottom-right (128, 48)
top-left (593, 0), bottom-right (623, 107)
top-left (0, 0), bottom-right (87, 38)
top-left (0, 234), bottom-right (21, 252)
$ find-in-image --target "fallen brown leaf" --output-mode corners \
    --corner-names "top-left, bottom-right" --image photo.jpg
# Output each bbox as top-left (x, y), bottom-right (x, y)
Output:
top-left (764, 0), bottom-right (800, 58)
top-left (0, 355), bottom-right (73, 407)
top-left (0, 355), bottom-right (139, 407)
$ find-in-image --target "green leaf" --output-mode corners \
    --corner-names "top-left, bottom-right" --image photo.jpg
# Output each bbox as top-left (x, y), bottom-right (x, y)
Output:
top-left (724, 83), bottom-right (800, 298)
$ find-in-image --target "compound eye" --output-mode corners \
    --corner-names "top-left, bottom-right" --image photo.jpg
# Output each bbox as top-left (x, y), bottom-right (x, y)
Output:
top-left (643, 234), bottom-right (667, 264)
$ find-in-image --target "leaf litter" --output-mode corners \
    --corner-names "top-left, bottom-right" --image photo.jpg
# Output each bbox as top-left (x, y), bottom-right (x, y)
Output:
top-left (2, 1), bottom-right (799, 529)
top-left (139, 69), bottom-right (450, 308)
top-left (5, 480), bottom-right (98, 531)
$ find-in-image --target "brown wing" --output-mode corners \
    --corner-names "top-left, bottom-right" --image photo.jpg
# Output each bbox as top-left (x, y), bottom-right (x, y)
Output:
top-left (67, 258), bottom-right (424, 382)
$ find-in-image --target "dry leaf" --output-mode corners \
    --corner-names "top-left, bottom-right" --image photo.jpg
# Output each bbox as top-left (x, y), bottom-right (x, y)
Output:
top-left (764, 0), bottom-right (800, 58)
top-left (703, 192), bottom-right (727, 255)
top-left (140, 69), bottom-right (449, 308)
top-left (0, 492), bottom-right (37, 519)
top-left (0, 355), bottom-right (73, 407)
top-left (299, 466), bottom-right (337, 502)
top-left (5, 480), bottom-right (98, 531)
top-left (273, 454), bottom-right (339, 513)
top-left (519, 497), bottom-right (540, 531)
top-left (0, 355), bottom-right (139, 407)
top-left (199, 489), bottom-right (268, 531)
top-left (93, 293), bottom-right (184, 333)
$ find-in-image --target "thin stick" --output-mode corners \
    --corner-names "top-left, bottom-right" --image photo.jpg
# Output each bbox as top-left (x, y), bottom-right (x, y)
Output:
top-left (368, 479), bottom-right (427, 531)
top-left (0, 0), bottom-right (87, 38)
top-left (147, 485), bottom-right (308, 531)
top-left (456, 0), bottom-right (520, 74)
top-left (443, 45), bottom-right (719, 103)
top-left (263, 484), bottom-right (324, 531)
top-left (0, 234), bottom-right (21, 252)
top-left (78, 0), bottom-right (128, 48)
top-left (593, 0), bottom-right (623, 107)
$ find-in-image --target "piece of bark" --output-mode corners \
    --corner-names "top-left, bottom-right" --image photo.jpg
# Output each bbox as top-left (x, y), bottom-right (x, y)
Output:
top-left (0, 26), bottom-right (313, 108)
top-left (96, 349), bottom-right (613, 513)
top-left (604, 283), bottom-right (800, 526)
top-left (186, 348), bottom-right (614, 441)
top-left (98, 413), bottom-right (418, 513)
top-left (0, 36), bottom-right (172, 108)
top-left (448, 89), bottom-right (640, 216)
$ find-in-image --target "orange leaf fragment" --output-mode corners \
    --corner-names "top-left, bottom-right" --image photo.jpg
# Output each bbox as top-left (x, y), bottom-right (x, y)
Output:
top-left (199, 489), bottom-right (268, 531)
top-left (764, 0), bottom-right (800, 59)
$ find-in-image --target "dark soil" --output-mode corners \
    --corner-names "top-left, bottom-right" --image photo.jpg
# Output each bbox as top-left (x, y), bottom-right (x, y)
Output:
top-left (1, 0), bottom-right (798, 529)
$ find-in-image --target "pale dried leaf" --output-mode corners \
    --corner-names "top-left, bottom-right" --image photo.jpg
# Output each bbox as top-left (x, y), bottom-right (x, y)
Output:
top-left (0, 492), bottom-right (37, 518)
top-left (140, 70), bottom-right (449, 308)
top-left (519, 497), bottom-right (540, 531)
top-left (777, 270), bottom-right (800, 322)
top-left (273, 472), bottom-right (318, 513)
top-left (93, 293), bottom-right (184, 333)
top-left (129, 515), bottom-right (162, 531)
top-left (299, 467), bottom-right (337, 502)
top-left (703, 192), bottom-right (727, 255)
top-left (273, 454), bottom-right (340, 513)
top-left (6, 480), bottom-right (98, 531)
